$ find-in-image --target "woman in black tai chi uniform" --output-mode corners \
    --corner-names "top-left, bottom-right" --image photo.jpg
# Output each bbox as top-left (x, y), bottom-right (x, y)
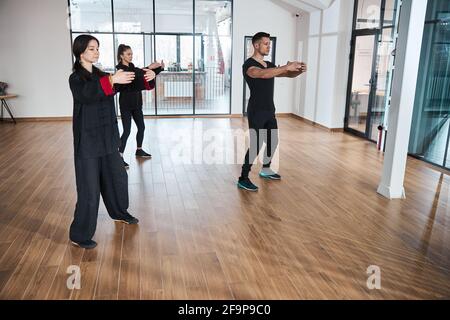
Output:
top-left (68, 34), bottom-right (156, 249)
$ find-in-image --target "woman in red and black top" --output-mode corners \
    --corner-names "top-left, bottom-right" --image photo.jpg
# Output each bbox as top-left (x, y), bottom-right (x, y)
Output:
top-left (116, 44), bottom-right (164, 168)
top-left (68, 35), bottom-right (156, 249)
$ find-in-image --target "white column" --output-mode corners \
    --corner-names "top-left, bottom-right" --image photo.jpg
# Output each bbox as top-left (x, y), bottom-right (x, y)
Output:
top-left (377, 0), bottom-right (428, 200)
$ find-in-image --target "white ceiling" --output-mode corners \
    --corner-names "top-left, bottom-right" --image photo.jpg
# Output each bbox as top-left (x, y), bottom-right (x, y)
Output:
top-left (271, 0), bottom-right (336, 13)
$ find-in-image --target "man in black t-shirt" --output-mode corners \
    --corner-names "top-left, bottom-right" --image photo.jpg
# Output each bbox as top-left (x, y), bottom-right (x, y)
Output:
top-left (238, 32), bottom-right (307, 192)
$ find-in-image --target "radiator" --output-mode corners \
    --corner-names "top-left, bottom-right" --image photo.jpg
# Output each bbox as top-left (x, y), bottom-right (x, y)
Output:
top-left (164, 81), bottom-right (193, 97)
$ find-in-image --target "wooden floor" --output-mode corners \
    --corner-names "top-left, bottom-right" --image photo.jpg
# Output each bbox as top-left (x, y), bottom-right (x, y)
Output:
top-left (0, 117), bottom-right (449, 300)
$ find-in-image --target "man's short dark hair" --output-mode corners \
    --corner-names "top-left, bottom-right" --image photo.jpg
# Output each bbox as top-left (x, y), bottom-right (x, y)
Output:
top-left (252, 32), bottom-right (270, 45)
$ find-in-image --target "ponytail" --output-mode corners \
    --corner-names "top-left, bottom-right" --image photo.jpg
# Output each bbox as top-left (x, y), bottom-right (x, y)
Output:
top-left (117, 44), bottom-right (131, 64)
top-left (72, 56), bottom-right (91, 80)
top-left (73, 57), bottom-right (83, 73)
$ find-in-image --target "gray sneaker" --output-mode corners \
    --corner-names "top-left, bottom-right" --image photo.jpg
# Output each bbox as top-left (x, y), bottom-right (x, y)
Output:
top-left (259, 167), bottom-right (281, 180)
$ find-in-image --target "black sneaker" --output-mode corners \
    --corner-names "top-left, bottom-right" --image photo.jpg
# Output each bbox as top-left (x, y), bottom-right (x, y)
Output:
top-left (237, 178), bottom-right (259, 192)
top-left (123, 159), bottom-right (130, 169)
top-left (136, 149), bottom-right (152, 158)
top-left (113, 213), bottom-right (139, 225)
top-left (71, 239), bottom-right (98, 249)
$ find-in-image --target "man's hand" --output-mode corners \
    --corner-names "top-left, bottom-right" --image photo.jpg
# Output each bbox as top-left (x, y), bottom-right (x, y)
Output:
top-left (278, 61), bottom-right (307, 78)
top-left (300, 62), bottom-right (307, 73)
top-left (285, 61), bottom-right (303, 72)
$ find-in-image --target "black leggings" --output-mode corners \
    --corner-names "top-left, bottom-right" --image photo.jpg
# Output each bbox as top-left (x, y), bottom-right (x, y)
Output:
top-left (119, 108), bottom-right (145, 153)
top-left (240, 110), bottom-right (279, 179)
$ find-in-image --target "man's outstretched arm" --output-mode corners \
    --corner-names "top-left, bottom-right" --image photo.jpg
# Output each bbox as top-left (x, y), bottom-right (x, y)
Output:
top-left (277, 62), bottom-right (307, 78)
top-left (247, 61), bottom-right (303, 79)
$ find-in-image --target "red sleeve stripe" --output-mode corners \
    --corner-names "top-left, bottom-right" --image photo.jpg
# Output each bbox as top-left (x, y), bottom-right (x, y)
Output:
top-left (100, 76), bottom-right (115, 96)
top-left (144, 78), bottom-right (156, 91)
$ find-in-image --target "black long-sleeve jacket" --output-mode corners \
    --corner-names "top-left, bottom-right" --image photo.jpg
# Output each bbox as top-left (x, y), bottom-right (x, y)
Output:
top-left (115, 62), bottom-right (163, 110)
top-left (69, 68), bottom-right (155, 159)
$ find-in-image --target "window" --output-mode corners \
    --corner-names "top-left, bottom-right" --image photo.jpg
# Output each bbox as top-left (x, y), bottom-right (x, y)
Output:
top-left (113, 0), bottom-right (154, 33)
top-left (355, 0), bottom-right (382, 29)
top-left (68, 0), bottom-right (233, 115)
top-left (70, 0), bottom-right (113, 32)
top-left (409, 0), bottom-right (450, 169)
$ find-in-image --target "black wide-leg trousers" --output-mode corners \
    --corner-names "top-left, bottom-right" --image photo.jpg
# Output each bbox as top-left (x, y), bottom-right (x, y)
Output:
top-left (69, 151), bottom-right (130, 243)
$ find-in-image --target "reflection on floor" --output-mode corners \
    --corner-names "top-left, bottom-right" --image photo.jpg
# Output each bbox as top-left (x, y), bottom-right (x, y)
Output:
top-left (136, 92), bottom-right (230, 116)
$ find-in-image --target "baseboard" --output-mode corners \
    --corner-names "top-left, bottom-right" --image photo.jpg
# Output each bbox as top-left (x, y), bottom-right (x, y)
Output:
top-left (13, 115), bottom-right (241, 121)
top-left (143, 114), bottom-right (243, 119)
top-left (274, 113), bottom-right (293, 118)
top-left (289, 114), bottom-right (344, 132)
top-left (15, 116), bottom-right (72, 122)
top-left (12, 113), bottom-right (344, 134)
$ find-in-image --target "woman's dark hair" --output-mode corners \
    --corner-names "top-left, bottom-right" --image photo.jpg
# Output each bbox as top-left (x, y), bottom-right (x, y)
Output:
top-left (72, 34), bottom-right (107, 79)
top-left (117, 44), bottom-right (131, 64)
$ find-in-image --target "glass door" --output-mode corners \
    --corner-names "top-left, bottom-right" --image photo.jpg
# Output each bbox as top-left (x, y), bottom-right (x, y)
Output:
top-left (345, 32), bottom-right (379, 138)
top-left (194, 0), bottom-right (232, 115)
top-left (154, 34), bottom-right (194, 115)
top-left (345, 0), bottom-right (400, 141)
top-left (154, 0), bottom-right (194, 116)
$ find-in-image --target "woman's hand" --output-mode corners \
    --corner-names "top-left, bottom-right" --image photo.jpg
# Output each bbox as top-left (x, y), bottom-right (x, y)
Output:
top-left (143, 69), bottom-right (156, 82)
top-left (111, 70), bottom-right (135, 84)
top-left (148, 62), bottom-right (162, 70)
top-left (148, 60), bottom-right (165, 70)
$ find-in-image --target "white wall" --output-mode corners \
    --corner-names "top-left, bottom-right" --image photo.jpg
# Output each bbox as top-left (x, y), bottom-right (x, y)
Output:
top-left (231, 0), bottom-right (297, 115)
top-left (0, 0), bottom-right (73, 118)
top-left (294, 0), bottom-right (354, 129)
top-left (293, 12), bottom-right (309, 117)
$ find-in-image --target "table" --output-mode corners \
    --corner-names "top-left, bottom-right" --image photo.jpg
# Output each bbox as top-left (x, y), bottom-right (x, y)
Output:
top-left (0, 94), bottom-right (17, 124)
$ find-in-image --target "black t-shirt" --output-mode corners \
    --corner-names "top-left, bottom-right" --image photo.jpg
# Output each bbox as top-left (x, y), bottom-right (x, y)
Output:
top-left (243, 58), bottom-right (276, 113)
